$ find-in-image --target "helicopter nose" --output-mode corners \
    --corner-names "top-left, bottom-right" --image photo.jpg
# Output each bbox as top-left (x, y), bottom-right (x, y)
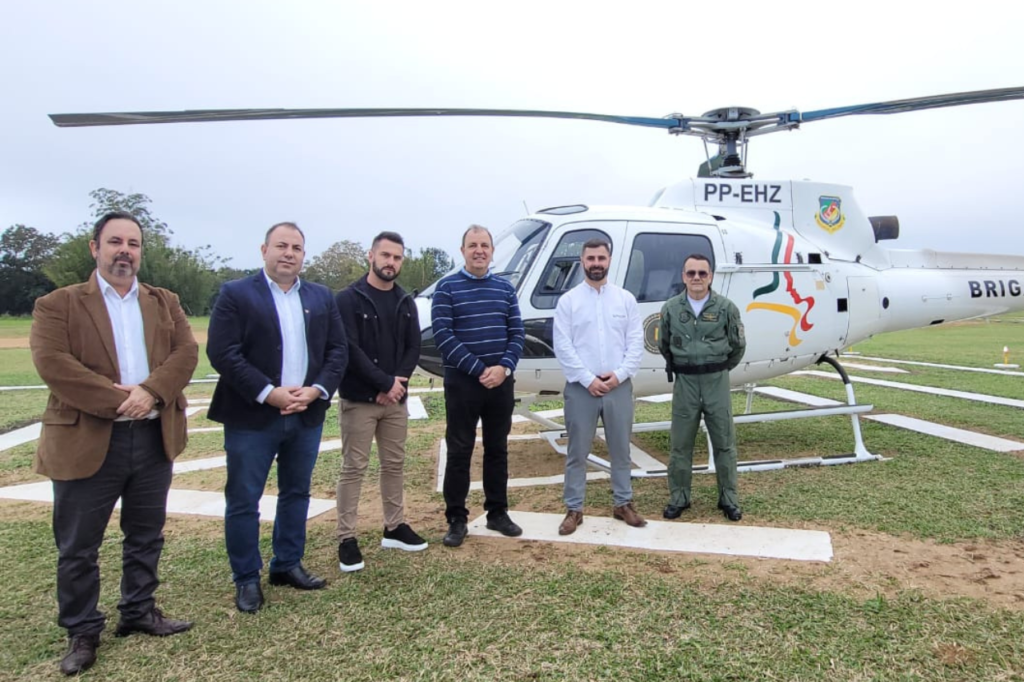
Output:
top-left (415, 296), bottom-right (444, 377)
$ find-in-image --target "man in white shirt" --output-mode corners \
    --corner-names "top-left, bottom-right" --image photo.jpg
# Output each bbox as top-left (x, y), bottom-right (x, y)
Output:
top-left (553, 238), bottom-right (646, 534)
top-left (30, 212), bottom-right (198, 675)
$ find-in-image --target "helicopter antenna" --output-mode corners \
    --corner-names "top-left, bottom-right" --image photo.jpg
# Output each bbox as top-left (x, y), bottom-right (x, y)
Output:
top-left (522, 200), bottom-right (530, 215)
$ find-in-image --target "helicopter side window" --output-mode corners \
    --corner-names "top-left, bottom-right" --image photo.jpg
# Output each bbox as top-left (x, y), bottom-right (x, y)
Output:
top-left (531, 228), bottom-right (611, 310)
top-left (625, 232), bottom-right (715, 302)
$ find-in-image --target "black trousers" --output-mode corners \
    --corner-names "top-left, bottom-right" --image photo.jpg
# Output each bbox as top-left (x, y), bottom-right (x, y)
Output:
top-left (443, 370), bottom-right (514, 523)
top-left (51, 419), bottom-right (172, 636)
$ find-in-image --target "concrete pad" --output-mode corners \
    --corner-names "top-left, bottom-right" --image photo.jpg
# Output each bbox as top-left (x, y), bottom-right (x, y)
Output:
top-left (856, 356), bottom-right (1024, 377)
top-left (185, 406), bottom-right (206, 417)
top-left (0, 423), bottom-right (41, 452)
top-left (638, 393), bottom-right (673, 404)
top-left (753, 386), bottom-right (842, 407)
top-left (795, 371), bottom-right (1024, 409)
top-left (319, 439), bottom-right (341, 453)
top-left (407, 396), bottom-right (428, 420)
top-left (467, 512), bottom-right (833, 562)
top-left (0, 385), bottom-right (47, 391)
top-left (187, 426), bottom-right (223, 434)
top-left (866, 415), bottom-right (1024, 452)
top-left (173, 456), bottom-right (227, 474)
top-left (0, 480), bottom-right (335, 521)
top-left (839, 363), bottom-right (909, 374)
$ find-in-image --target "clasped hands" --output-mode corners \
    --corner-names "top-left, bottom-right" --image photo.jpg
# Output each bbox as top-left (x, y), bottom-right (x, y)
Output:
top-left (587, 372), bottom-right (620, 397)
top-left (478, 365), bottom-right (508, 389)
top-left (375, 377), bottom-right (409, 406)
top-left (113, 383), bottom-right (158, 420)
top-left (266, 386), bottom-right (324, 415)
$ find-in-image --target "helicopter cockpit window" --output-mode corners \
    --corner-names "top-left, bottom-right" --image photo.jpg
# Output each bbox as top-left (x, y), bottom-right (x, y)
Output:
top-left (531, 228), bottom-right (611, 310)
top-left (625, 232), bottom-right (715, 302)
top-left (489, 219), bottom-right (551, 290)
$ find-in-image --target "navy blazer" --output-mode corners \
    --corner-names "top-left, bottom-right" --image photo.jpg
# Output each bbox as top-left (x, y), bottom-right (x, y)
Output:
top-left (206, 273), bottom-right (348, 429)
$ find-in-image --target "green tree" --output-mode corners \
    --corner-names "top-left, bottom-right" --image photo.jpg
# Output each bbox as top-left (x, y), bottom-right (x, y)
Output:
top-left (44, 189), bottom-right (225, 315)
top-left (397, 246), bottom-right (455, 293)
top-left (0, 225), bottom-right (60, 315)
top-left (303, 240), bottom-right (367, 290)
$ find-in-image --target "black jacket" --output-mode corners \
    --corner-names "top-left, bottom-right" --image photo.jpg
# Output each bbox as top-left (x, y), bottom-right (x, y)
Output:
top-left (335, 274), bottom-right (420, 402)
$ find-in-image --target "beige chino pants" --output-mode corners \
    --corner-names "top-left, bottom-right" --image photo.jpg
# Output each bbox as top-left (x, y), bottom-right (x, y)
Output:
top-left (336, 399), bottom-right (409, 540)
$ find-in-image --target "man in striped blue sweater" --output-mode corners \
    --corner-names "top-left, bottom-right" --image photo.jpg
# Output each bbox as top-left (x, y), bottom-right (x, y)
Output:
top-left (431, 225), bottom-right (526, 547)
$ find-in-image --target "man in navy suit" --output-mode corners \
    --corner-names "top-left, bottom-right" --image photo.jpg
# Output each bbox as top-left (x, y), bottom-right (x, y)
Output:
top-left (207, 222), bottom-right (347, 613)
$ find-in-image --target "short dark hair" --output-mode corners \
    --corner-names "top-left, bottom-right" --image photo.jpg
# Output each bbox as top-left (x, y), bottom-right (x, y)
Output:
top-left (581, 238), bottom-right (611, 255)
top-left (462, 224), bottom-right (493, 247)
top-left (683, 253), bottom-right (712, 268)
top-left (371, 231), bottom-right (405, 250)
top-left (92, 211), bottom-right (142, 243)
top-left (265, 221), bottom-right (305, 245)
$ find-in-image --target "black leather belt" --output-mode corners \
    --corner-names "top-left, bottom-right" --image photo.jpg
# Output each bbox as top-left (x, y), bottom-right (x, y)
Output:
top-left (673, 361), bottom-right (730, 376)
top-left (113, 418), bottom-right (161, 430)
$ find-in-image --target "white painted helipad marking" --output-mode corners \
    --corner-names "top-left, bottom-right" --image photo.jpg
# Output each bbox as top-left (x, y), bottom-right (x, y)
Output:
top-left (867, 415), bottom-right (1024, 452)
top-left (855, 356), bottom-right (1024, 377)
top-left (467, 512), bottom-right (833, 562)
top-left (406, 396), bottom-right (428, 420)
top-left (754, 386), bottom-right (842, 407)
top-left (319, 439), bottom-right (341, 453)
top-left (0, 480), bottom-right (335, 521)
top-left (187, 426), bottom-right (223, 434)
top-left (173, 456), bottom-right (227, 474)
top-left (638, 393), bottom-right (673, 404)
top-left (185, 406), bottom-right (206, 417)
top-left (408, 387), bottom-right (444, 394)
top-left (0, 423), bottom-right (41, 452)
top-left (839, 363), bottom-right (909, 374)
top-left (0, 385), bottom-right (47, 391)
top-left (471, 471), bottom-right (610, 490)
top-left (498, 408), bottom-right (564, 426)
top-left (795, 371), bottom-right (1024, 409)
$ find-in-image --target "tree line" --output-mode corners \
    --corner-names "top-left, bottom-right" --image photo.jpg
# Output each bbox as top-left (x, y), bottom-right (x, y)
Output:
top-left (2, 189), bottom-right (455, 316)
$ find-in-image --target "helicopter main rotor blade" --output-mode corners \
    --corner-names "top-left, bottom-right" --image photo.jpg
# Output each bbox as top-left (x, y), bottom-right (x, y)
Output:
top-left (794, 86), bottom-right (1024, 123)
top-left (49, 107), bottom-right (681, 130)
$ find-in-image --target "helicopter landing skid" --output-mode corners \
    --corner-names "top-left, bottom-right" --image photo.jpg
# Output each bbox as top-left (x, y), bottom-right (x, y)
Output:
top-left (516, 354), bottom-right (883, 478)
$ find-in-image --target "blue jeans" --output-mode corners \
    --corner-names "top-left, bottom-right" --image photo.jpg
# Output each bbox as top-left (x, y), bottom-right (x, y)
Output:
top-left (224, 415), bottom-right (323, 585)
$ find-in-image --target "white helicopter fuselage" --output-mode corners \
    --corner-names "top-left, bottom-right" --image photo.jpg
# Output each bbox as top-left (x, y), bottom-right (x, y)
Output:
top-left (416, 178), bottom-right (1024, 397)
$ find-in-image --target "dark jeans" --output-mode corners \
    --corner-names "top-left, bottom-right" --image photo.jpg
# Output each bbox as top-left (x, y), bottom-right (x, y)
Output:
top-left (52, 419), bottom-right (171, 636)
top-left (443, 370), bottom-right (514, 523)
top-left (224, 414), bottom-right (323, 585)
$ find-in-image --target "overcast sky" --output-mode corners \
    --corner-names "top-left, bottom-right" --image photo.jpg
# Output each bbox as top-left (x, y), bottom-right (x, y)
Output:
top-left (2, 1), bottom-right (1022, 269)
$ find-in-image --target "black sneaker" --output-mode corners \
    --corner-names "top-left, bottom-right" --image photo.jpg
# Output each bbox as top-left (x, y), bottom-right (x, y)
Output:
top-left (443, 520), bottom-right (468, 548)
top-left (338, 538), bottom-right (365, 572)
top-left (486, 513), bottom-right (523, 537)
top-left (381, 523), bottom-right (428, 551)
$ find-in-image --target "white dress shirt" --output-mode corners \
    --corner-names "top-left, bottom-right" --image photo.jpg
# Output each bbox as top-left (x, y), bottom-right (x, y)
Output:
top-left (257, 271), bottom-right (310, 404)
top-left (96, 271), bottom-right (157, 420)
top-left (553, 280), bottom-right (644, 388)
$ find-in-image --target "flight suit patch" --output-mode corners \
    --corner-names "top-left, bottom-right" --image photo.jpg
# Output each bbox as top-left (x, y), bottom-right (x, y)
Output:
top-left (672, 335), bottom-right (682, 348)
top-left (701, 312), bottom-right (719, 322)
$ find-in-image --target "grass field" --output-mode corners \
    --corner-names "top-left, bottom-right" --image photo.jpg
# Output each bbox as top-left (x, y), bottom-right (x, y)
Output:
top-left (1, 314), bottom-right (1022, 680)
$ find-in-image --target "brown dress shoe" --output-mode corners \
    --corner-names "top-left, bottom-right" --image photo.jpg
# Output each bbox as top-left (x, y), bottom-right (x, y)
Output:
top-left (558, 510), bottom-right (583, 536)
top-left (115, 607), bottom-right (193, 637)
top-left (60, 633), bottom-right (99, 676)
top-left (613, 502), bottom-right (648, 527)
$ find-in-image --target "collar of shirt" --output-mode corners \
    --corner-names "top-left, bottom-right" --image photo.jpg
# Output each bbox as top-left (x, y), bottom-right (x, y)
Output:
top-left (461, 267), bottom-right (491, 280)
top-left (95, 270), bottom-right (139, 301)
top-left (263, 269), bottom-right (302, 294)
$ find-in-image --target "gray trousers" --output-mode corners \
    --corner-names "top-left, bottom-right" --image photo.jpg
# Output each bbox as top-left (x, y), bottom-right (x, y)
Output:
top-left (563, 380), bottom-right (634, 510)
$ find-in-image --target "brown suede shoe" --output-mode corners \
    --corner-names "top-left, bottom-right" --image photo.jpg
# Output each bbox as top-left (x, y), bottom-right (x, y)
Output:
top-left (558, 510), bottom-right (583, 536)
top-left (613, 502), bottom-right (648, 527)
top-left (60, 633), bottom-right (99, 676)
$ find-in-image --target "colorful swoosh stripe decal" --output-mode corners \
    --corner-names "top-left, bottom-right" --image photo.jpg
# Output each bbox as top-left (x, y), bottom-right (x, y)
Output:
top-left (746, 212), bottom-right (816, 346)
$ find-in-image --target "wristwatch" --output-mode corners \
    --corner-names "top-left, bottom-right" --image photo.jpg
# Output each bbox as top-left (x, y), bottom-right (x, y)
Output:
top-left (503, 367), bottom-right (512, 377)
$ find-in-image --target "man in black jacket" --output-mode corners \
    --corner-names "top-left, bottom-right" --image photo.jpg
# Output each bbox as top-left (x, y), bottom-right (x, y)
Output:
top-left (334, 231), bottom-right (424, 572)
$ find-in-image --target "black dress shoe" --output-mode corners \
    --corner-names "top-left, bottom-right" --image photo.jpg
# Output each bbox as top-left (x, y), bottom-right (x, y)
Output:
top-left (235, 582), bottom-right (264, 613)
top-left (443, 520), bottom-right (468, 547)
top-left (486, 513), bottom-right (523, 537)
top-left (115, 607), bottom-right (193, 637)
top-left (60, 633), bottom-right (99, 676)
top-left (719, 505), bottom-right (743, 522)
top-left (662, 502), bottom-right (691, 519)
top-left (269, 564), bottom-right (327, 590)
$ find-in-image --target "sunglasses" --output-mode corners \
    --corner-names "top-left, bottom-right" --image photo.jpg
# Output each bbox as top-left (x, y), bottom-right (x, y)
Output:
top-left (685, 270), bottom-right (710, 279)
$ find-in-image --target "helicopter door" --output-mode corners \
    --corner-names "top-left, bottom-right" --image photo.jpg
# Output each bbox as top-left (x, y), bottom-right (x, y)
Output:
top-left (845, 276), bottom-right (882, 346)
top-left (621, 223), bottom-right (725, 395)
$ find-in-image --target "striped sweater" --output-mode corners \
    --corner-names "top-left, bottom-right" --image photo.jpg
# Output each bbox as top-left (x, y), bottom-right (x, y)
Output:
top-left (430, 270), bottom-right (525, 377)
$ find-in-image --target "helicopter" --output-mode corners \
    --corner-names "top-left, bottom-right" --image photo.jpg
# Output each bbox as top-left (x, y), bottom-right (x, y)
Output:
top-left (49, 87), bottom-right (1024, 472)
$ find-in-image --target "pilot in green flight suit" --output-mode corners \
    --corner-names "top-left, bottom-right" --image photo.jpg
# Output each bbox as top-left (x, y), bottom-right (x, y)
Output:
top-left (658, 253), bottom-right (746, 521)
